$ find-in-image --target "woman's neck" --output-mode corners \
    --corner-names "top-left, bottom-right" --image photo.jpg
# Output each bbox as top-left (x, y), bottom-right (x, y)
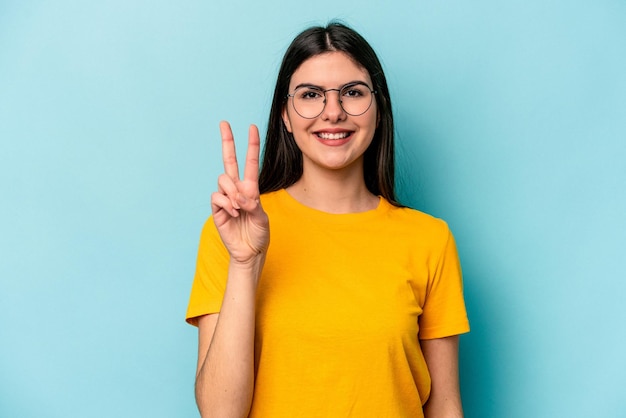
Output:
top-left (285, 168), bottom-right (379, 214)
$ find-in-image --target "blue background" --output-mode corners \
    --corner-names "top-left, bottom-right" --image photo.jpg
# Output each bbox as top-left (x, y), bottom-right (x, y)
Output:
top-left (1, 1), bottom-right (625, 417)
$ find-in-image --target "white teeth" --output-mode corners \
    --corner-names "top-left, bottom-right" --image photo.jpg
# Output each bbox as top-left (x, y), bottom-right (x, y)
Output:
top-left (318, 132), bottom-right (350, 140)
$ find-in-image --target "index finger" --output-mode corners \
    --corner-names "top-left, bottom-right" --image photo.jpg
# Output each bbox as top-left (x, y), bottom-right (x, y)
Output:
top-left (220, 120), bottom-right (239, 180)
top-left (243, 124), bottom-right (261, 184)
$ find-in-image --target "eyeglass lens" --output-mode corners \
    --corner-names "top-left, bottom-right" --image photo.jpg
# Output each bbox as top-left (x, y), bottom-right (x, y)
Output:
top-left (291, 83), bottom-right (374, 119)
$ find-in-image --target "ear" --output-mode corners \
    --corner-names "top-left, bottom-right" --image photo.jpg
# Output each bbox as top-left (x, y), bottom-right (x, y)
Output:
top-left (282, 105), bottom-right (293, 133)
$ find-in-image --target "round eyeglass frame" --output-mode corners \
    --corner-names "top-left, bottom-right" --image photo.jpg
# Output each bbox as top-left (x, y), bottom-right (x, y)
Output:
top-left (286, 82), bottom-right (377, 119)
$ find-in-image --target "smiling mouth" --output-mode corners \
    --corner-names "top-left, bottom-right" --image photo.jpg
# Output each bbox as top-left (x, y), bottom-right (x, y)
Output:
top-left (316, 131), bottom-right (351, 140)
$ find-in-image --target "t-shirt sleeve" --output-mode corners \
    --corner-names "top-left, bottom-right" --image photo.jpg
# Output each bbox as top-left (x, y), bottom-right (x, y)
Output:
top-left (185, 217), bottom-right (229, 326)
top-left (418, 222), bottom-right (470, 340)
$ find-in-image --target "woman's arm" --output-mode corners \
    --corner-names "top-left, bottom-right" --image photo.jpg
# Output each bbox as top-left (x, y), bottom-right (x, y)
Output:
top-left (195, 257), bottom-right (264, 418)
top-left (421, 335), bottom-right (464, 418)
top-left (194, 122), bottom-right (269, 418)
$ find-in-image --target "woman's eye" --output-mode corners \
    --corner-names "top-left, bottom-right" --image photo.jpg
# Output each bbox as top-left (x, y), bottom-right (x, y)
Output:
top-left (343, 87), bottom-right (365, 98)
top-left (300, 90), bottom-right (323, 100)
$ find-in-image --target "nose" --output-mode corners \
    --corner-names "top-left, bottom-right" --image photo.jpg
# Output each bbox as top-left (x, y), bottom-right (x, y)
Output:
top-left (321, 89), bottom-right (346, 121)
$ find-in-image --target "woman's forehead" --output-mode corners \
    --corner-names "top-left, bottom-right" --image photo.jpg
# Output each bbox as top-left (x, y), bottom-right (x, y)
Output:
top-left (289, 52), bottom-right (371, 88)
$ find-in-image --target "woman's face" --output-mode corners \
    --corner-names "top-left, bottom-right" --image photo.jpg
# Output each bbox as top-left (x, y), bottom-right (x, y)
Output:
top-left (282, 52), bottom-right (378, 176)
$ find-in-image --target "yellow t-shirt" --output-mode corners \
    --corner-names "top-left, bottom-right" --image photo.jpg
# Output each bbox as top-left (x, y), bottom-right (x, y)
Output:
top-left (186, 189), bottom-right (469, 417)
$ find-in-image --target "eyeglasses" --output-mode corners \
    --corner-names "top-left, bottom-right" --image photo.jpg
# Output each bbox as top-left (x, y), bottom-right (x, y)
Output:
top-left (286, 81), bottom-right (376, 119)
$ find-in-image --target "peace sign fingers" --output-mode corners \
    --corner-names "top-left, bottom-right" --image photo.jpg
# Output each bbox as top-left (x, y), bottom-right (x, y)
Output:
top-left (212, 121), bottom-right (270, 262)
top-left (215, 121), bottom-right (264, 219)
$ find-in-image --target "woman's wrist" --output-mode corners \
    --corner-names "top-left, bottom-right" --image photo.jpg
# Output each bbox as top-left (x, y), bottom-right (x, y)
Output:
top-left (229, 253), bottom-right (266, 278)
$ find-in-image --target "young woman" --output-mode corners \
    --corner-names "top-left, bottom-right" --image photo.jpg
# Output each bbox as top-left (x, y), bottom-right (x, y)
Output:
top-left (186, 23), bottom-right (469, 418)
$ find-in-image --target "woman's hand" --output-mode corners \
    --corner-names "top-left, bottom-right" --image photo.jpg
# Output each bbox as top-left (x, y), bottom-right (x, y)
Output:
top-left (211, 121), bottom-right (269, 264)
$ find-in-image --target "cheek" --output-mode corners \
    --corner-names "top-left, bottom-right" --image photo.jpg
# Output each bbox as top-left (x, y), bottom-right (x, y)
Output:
top-left (362, 109), bottom-right (379, 131)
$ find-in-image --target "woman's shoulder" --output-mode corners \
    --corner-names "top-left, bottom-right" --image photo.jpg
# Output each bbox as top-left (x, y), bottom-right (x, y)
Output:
top-left (382, 199), bottom-right (452, 238)
top-left (259, 189), bottom-right (284, 203)
top-left (259, 189), bottom-right (287, 212)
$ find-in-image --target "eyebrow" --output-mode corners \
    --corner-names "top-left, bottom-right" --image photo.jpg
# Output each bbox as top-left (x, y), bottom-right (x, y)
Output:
top-left (293, 80), bottom-right (370, 90)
